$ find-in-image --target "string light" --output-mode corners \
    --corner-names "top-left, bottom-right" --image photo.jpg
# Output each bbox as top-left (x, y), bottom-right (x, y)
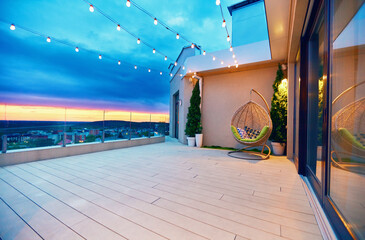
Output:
top-left (126, 0), bottom-right (131, 7)
top-left (191, 43), bottom-right (195, 48)
top-left (236, 64), bottom-right (238, 68)
top-left (134, 65), bottom-right (137, 69)
top-left (216, 0), bottom-right (220, 5)
top-left (46, 37), bottom-right (51, 42)
top-left (222, 20), bottom-right (226, 28)
top-left (174, 62), bottom-right (177, 66)
top-left (137, 38), bottom-right (140, 44)
top-left (234, 59), bottom-right (238, 63)
top-left (89, 4), bottom-right (94, 12)
top-left (176, 33), bottom-right (180, 39)
top-left (99, 54), bottom-right (102, 59)
top-left (182, 66), bottom-right (185, 70)
top-left (154, 18), bottom-right (158, 25)
top-left (170, 73), bottom-right (173, 77)
top-left (227, 35), bottom-right (230, 42)
top-left (153, 49), bottom-right (156, 54)
top-left (221, 61), bottom-right (224, 64)
top-left (10, 24), bottom-right (15, 30)
top-left (230, 46), bottom-right (233, 52)
top-left (117, 24), bottom-right (121, 31)
top-left (232, 54), bottom-right (236, 58)
top-left (180, 74), bottom-right (182, 77)
top-left (228, 65), bottom-right (231, 68)
top-left (164, 56), bottom-right (167, 61)
top-left (75, 47), bottom-right (79, 52)
top-left (203, 51), bottom-right (206, 55)
top-left (213, 56), bottom-right (216, 61)
top-left (118, 60), bottom-right (121, 65)
top-left (160, 72), bottom-right (162, 75)
top-left (148, 69), bottom-right (151, 72)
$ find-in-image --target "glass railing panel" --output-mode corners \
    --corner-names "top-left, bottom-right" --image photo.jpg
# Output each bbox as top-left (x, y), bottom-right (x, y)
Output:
top-left (151, 113), bottom-right (169, 137)
top-left (131, 112), bottom-right (151, 139)
top-left (104, 111), bottom-right (131, 141)
top-left (1, 105), bottom-right (66, 151)
top-left (65, 108), bottom-right (104, 145)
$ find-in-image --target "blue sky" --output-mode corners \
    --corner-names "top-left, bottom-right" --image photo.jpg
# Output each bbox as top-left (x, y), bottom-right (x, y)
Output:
top-left (0, 0), bottom-right (241, 113)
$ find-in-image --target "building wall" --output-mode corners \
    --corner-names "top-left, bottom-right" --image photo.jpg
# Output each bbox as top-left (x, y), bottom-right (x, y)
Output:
top-left (201, 64), bottom-right (277, 148)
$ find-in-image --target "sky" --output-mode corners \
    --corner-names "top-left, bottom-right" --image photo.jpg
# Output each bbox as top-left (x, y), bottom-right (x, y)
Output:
top-left (0, 0), bottom-right (242, 118)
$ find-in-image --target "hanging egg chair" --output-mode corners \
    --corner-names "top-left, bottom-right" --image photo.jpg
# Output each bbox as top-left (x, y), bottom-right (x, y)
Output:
top-left (331, 81), bottom-right (365, 174)
top-left (228, 89), bottom-right (272, 160)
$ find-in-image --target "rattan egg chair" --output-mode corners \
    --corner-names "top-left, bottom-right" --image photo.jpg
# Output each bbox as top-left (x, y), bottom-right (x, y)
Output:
top-left (228, 89), bottom-right (272, 160)
top-left (331, 81), bottom-right (365, 174)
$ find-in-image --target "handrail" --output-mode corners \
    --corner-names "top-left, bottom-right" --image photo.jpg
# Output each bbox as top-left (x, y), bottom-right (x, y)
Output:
top-left (332, 81), bottom-right (365, 105)
top-left (250, 88), bottom-right (270, 113)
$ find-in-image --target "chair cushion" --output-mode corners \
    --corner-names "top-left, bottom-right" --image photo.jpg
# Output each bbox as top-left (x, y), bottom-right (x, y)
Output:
top-left (244, 126), bottom-right (261, 139)
top-left (237, 127), bottom-right (250, 139)
top-left (338, 128), bottom-right (365, 150)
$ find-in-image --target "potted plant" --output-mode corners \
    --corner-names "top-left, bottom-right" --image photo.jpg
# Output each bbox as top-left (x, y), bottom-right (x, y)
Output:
top-left (185, 80), bottom-right (201, 147)
top-left (269, 64), bottom-right (287, 155)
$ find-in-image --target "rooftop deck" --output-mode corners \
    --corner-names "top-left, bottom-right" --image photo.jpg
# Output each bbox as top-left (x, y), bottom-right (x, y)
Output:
top-left (0, 138), bottom-right (322, 240)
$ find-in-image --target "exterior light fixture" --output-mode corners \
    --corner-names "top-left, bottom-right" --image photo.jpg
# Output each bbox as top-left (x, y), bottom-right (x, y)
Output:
top-left (126, 0), bottom-right (131, 7)
top-left (118, 60), bottom-right (121, 65)
top-left (164, 56), bottom-right (167, 61)
top-left (203, 51), bottom-right (206, 55)
top-left (230, 46), bottom-right (233, 52)
top-left (222, 20), bottom-right (226, 28)
top-left (227, 35), bottom-right (230, 42)
top-left (213, 56), bottom-right (216, 61)
top-left (75, 47), bottom-right (79, 52)
top-left (153, 49), bottom-right (156, 54)
top-left (10, 24), bottom-right (15, 30)
top-left (99, 54), bottom-right (102, 59)
top-left (89, 4), bottom-right (94, 12)
top-left (191, 43), bottom-right (195, 48)
top-left (137, 38), bottom-right (140, 44)
top-left (46, 37), bottom-right (51, 42)
top-left (117, 24), bottom-right (121, 31)
top-left (216, 0), bottom-right (220, 5)
top-left (154, 18), bottom-right (158, 25)
top-left (176, 33), bottom-right (180, 39)
top-left (134, 65), bottom-right (137, 69)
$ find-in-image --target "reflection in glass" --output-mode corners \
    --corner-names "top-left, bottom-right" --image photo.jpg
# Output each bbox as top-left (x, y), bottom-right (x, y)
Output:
top-left (330, 1), bottom-right (365, 238)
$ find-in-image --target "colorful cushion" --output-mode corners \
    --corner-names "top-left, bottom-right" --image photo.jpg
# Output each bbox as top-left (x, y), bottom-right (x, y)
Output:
top-left (338, 128), bottom-right (365, 150)
top-left (237, 127), bottom-right (250, 139)
top-left (242, 126), bottom-right (269, 142)
top-left (231, 126), bottom-right (242, 140)
top-left (244, 126), bottom-right (261, 139)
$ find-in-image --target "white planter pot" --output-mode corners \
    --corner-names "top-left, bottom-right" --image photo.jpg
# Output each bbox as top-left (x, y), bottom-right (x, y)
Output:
top-left (271, 142), bottom-right (286, 155)
top-left (187, 137), bottom-right (196, 147)
top-left (195, 134), bottom-right (203, 148)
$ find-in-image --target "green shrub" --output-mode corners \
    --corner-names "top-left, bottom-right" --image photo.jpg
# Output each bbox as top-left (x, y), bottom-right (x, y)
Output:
top-left (185, 81), bottom-right (202, 137)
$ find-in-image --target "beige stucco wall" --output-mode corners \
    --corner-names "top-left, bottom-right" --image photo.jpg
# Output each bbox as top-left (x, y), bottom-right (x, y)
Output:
top-left (200, 64), bottom-right (277, 148)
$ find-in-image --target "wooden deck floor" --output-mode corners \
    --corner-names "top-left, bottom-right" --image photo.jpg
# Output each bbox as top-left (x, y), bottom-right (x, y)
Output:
top-left (0, 138), bottom-right (323, 240)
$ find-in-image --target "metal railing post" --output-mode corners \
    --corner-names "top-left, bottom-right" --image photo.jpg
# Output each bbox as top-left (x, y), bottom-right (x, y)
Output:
top-left (2, 135), bottom-right (7, 153)
top-left (102, 110), bottom-right (105, 143)
top-left (129, 112), bottom-right (132, 140)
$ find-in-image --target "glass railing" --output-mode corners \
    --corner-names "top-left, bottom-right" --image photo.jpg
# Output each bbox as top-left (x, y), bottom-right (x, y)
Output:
top-left (0, 104), bottom-right (169, 153)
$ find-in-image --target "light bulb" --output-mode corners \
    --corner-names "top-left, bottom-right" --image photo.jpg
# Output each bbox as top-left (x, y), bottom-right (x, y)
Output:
top-left (117, 24), bottom-right (120, 31)
top-left (118, 60), bottom-right (121, 65)
top-left (137, 38), bottom-right (140, 44)
top-left (154, 18), bottom-right (158, 25)
top-left (189, 70), bottom-right (191, 73)
top-left (182, 66), bottom-right (185, 70)
top-left (153, 49), bottom-right (156, 54)
top-left (227, 35), bottom-right (230, 42)
top-left (99, 54), bottom-right (102, 59)
top-left (230, 46), bottom-right (233, 52)
top-left (221, 61), bottom-right (224, 65)
top-left (232, 54), bottom-right (236, 58)
top-left (170, 73), bottom-right (173, 77)
top-left (89, 5), bottom-right (94, 12)
top-left (180, 74), bottom-right (182, 77)
top-left (203, 51), bottom-right (206, 55)
top-left (134, 65), bottom-right (137, 69)
top-left (160, 72), bottom-right (162, 75)
top-left (222, 20), bottom-right (226, 28)
top-left (164, 56), bottom-right (167, 61)
top-left (213, 56), bottom-right (216, 61)
top-left (216, 0), bottom-right (220, 5)
top-left (176, 33), bottom-right (179, 39)
top-left (47, 37), bottom-right (51, 43)
top-left (10, 24), bottom-right (15, 30)
top-left (228, 65), bottom-right (231, 68)
top-left (148, 69), bottom-right (151, 72)
top-left (236, 64), bottom-right (238, 68)
top-left (126, 0), bottom-right (131, 7)
top-left (174, 62), bottom-right (177, 66)
top-left (75, 47), bottom-right (79, 52)
top-left (191, 43), bottom-right (195, 48)
top-left (234, 59), bottom-right (237, 63)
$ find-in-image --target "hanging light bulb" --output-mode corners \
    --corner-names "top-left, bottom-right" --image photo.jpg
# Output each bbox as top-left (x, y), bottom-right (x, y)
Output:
top-left (189, 70), bottom-right (192, 73)
top-left (232, 54), bottom-right (236, 58)
top-left (191, 43), bottom-right (195, 48)
top-left (203, 51), bottom-right (206, 55)
top-left (160, 72), bottom-right (162, 75)
top-left (222, 20), bottom-right (226, 28)
top-left (99, 54), bottom-right (102, 59)
top-left (126, 0), bottom-right (131, 7)
top-left (118, 60), bottom-right (121, 65)
top-left (10, 24), bottom-right (15, 30)
top-left (212, 56), bottom-right (216, 61)
top-left (134, 65), bottom-right (137, 69)
top-left (182, 66), bottom-right (185, 70)
top-left (235, 59), bottom-right (238, 63)
top-left (227, 35), bottom-right (230, 42)
top-left (180, 74), bottom-right (182, 77)
top-left (75, 47), bottom-right (79, 52)
top-left (221, 61), bottom-right (224, 65)
top-left (46, 37), bottom-right (51, 43)
top-left (148, 69), bottom-right (151, 72)
top-left (117, 24), bottom-right (121, 31)
top-left (89, 4), bottom-right (94, 12)
top-left (153, 49), bottom-right (156, 54)
top-left (216, 0), bottom-right (220, 5)
top-left (170, 73), bottom-right (173, 77)
top-left (236, 64), bottom-right (238, 68)
top-left (230, 46), bottom-right (233, 52)
top-left (176, 33), bottom-right (180, 39)
top-left (137, 38), bottom-right (140, 44)
top-left (164, 56), bottom-right (167, 61)
top-left (174, 62), bottom-right (177, 66)
top-left (228, 65), bottom-right (231, 68)
top-left (154, 18), bottom-right (158, 25)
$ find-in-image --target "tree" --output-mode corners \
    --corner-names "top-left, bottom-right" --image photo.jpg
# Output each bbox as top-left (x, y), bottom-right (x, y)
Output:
top-left (185, 81), bottom-right (202, 137)
top-left (269, 64), bottom-right (287, 143)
